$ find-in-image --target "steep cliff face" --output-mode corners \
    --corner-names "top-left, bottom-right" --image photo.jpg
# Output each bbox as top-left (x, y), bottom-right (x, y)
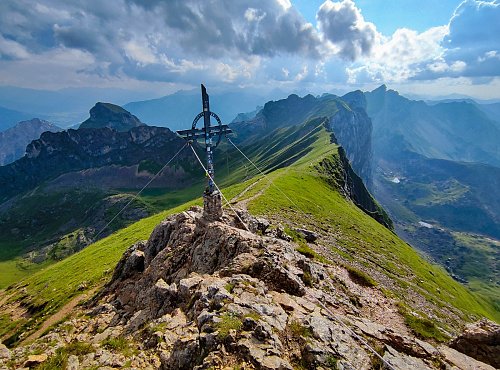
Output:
top-left (0, 126), bottom-right (191, 201)
top-left (317, 146), bottom-right (392, 229)
top-left (79, 102), bottom-right (145, 131)
top-left (328, 91), bottom-right (373, 188)
top-left (231, 93), bottom-right (374, 187)
top-left (0, 118), bottom-right (61, 165)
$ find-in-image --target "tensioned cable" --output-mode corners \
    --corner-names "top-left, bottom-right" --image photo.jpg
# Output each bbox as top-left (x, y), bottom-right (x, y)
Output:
top-left (188, 143), bottom-right (250, 232)
top-left (226, 136), bottom-right (397, 370)
top-left (226, 135), bottom-right (310, 217)
top-left (89, 142), bottom-right (188, 245)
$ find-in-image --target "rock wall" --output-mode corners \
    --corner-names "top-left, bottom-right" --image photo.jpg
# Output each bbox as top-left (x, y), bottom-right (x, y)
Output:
top-left (0, 126), bottom-right (192, 201)
top-left (329, 91), bottom-right (373, 189)
top-left (316, 147), bottom-right (393, 229)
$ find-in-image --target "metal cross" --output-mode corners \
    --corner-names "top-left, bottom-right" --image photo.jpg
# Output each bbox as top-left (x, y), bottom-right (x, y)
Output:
top-left (177, 84), bottom-right (232, 194)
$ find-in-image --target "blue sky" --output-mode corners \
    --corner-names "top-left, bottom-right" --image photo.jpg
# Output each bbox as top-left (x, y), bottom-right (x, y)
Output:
top-left (295, 0), bottom-right (463, 34)
top-left (0, 0), bottom-right (499, 99)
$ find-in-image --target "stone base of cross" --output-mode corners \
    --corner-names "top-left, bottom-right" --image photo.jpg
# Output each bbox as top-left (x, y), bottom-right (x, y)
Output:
top-left (203, 191), bottom-right (223, 221)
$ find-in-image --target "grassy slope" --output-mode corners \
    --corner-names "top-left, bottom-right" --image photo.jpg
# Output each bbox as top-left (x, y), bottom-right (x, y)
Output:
top-left (242, 128), bottom-right (498, 324)
top-left (1, 121), bottom-right (497, 345)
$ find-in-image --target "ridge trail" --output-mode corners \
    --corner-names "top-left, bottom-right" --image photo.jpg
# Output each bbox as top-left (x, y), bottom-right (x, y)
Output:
top-left (21, 287), bottom-right (98, 345)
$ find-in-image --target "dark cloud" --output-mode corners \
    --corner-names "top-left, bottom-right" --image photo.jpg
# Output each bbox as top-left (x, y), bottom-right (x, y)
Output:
top-left (126, 0), bottom-right (322, 58)
top-left (316, 0), bottom-right (378, 61)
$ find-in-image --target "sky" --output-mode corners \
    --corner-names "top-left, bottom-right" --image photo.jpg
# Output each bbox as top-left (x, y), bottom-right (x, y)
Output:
top-left (0, 0), bottom-right (499, 99)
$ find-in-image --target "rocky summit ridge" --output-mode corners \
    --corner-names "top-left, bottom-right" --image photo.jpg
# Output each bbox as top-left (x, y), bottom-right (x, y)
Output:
top-left (79, 102), bottom-right (145, 132)
top-left (1, 207), bottom-right (498, 369)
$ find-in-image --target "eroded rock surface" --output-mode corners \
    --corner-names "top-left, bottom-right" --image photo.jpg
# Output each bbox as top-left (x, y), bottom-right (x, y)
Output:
top-left (1, 207), bottom-right (494, 370)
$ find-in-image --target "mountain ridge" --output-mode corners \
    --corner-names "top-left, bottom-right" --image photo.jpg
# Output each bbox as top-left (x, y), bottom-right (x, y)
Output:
top-left (0, 118), bottom-right (62, 165)
top-left (1, 122), bottom-right (497, 368)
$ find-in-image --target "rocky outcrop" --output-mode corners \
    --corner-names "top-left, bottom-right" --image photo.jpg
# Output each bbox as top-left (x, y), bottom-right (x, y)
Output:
top-left (0, 118), bottom-right (61, 165)
top-left (0, 125), bottom-right (192, 201)
top-left (449, 319), bottom-right (500, 368)
top-left (79, 102), bottom-right (145, 132)
top-left (2, 207), bottom-right (493, 370)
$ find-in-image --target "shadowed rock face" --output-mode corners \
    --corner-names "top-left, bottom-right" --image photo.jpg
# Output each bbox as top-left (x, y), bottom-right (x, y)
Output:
top-left (450, 319), bottom-right (500, 368)
top-left (0, 125), bottom-right (191, 201)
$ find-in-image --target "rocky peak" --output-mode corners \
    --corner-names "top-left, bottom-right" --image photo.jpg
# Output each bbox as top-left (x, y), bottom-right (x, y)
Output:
top-left (79, 102), bottom-right (145, 132)
top-left (0, 118), bottom-right (61, 165)
top-left (3, 207), bottom-right (496, 369)
top-left (341, 90), bottom-right (367, 111)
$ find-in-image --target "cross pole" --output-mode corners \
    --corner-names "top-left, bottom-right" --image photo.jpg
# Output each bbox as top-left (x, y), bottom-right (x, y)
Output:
top-left (177, 84), bottom-right (232, 219)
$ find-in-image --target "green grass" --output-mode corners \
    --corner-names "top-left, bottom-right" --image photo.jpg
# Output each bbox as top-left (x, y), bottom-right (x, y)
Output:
top-left (247, 167), bottom-right (499, 322)
top-left (101, 336), bottom-right (134, 356)
top-left (0, 199), bottom-right (201, 344)
top-left (36, 341), bottom-right (94, 370)
top-left (216, 313), bottom-right (243, 339)
top-left (0, 258), bottom-right (52, 288)
top-left (1, 117), bottom-right (498, 348)
top-left (288, 320), bottom-right (313, 338)
top-left (244, 125), bottom-right (499, 324)
top-left (345, 265), bottom-right (378, 288)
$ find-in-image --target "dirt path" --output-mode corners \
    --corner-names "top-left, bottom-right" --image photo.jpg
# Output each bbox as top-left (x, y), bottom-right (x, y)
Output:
top-left (237, 183), bottom-right (271, 210)
top-left (230, 177), bottom-right (272, 211)
top-left (21, 287), bottom-right (98, 345)
top-left (0, 290), bottom-right (11, 307)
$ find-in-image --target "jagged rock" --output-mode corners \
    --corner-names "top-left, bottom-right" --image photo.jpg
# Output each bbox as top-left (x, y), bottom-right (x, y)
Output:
top-left (23, 354), bottom-right (48, 367)
top-left (274, 226), bottom-right (292, 241)
top-left (79, 102), bottom-right (144, 132)
top-left (295, 228), bottom-right (318, 243)
top-left (203, 192), bottom-right (223, 221)
top-left (67, 354), bottom-right (79, 370)
top-left (449, 319), bottom-right (500, 368)
top-left (111, 242), bottom-right (145, 282)
top-left (0, 208), bottom-right (481, 370)
top-left (383, 345), bottom-right (430, 370)
top-left (438, 345), bottom-right (495, 370)
top-left (0, 343), bottom-right (10, 359)
top-left (237, 210), bottom-right (270, 234)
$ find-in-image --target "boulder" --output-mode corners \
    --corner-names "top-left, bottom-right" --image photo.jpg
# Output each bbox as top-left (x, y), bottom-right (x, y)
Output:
top-left (449, 319), bottom-right (500, 368)
top-left (23, 354), bottom-right (48, 367)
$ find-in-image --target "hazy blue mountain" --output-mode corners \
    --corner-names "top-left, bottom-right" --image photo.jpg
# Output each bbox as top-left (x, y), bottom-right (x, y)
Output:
top-left (0, 118), bottom-right (62, 165)
top-left (79, 102), bottom-right (145, 132)
top-left (0, 105), bottom-right (33, 132)
top-left (478, 102), bottom-right (500, 126)
top-left (366, 85), bottom-right (500, 167)
top-left (123, 89), bottom-right (270, 130)
top-left (0, 86), bottom-right (162, 128)
top-left (365, 86), bottom-right (500, 297)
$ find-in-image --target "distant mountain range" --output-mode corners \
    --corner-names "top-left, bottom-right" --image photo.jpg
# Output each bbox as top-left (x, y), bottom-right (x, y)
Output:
top-left (231, 91), bottom-right (373, 186)
top-left (0, 86), bottom-right (498, 309)
top-left (123, 89), bottom-right (272, 130)
top-left (0, 86), bottom-right (163, 128)
top-left (366, 85), bottom-right (500, 167)
top-left (0, 118), bottom-right (61, 165)
top-left (0, 105), bottom-right (33, 131)
top-left (362, 85), bottom-right (499, 302)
